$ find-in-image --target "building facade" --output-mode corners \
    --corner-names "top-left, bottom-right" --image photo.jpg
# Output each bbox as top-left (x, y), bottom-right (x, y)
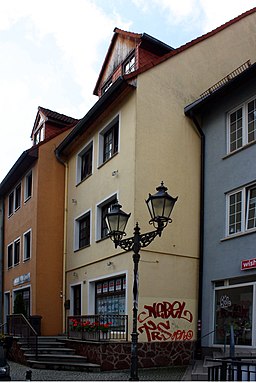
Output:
top-left (0, 107), bottom-right (78, 335)
top-left (56, 9), bottom-right (256, 365)
top-left (185, 62), bottom-right (256, 352)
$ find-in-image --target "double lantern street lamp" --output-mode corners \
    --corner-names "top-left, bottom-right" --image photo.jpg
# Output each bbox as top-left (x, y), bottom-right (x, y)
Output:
top-left (105, 182), bottom-right (178, 381)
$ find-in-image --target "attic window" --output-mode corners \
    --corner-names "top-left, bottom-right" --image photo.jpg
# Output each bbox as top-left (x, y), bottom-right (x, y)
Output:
top-left (123, 54), bottom-right (135, 75)
top-left (33, 126), bottom-right (45, 145)
top-left (102, 79), bottom-right (112, 94)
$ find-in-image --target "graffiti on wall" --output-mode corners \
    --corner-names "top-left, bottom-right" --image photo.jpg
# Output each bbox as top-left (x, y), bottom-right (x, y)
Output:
top-left (138, 300), bottom-right (194, 342)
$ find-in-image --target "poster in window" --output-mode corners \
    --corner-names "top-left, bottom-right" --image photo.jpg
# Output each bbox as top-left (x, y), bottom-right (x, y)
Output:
top-left (103, 281), bottom-right (108, 293)
top-left (97, 283), bottom-right (102, 294)
top-left (109, 280), bottom-right (115, 292)
top-left (116, 278), bottom-right (121, 291)
top-left (123, 277), bottom-right (126, 290)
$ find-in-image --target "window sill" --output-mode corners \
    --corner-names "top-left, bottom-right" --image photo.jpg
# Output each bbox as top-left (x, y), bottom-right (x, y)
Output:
top-left (221, 228), bottom-right (256, 242)
top-left (95, 236), bottom-right (109, 244)
top-left (223, 140), bottom-right (256, 159)
top-left (74, 244), bottom-right (90, 253)
top-left (76, 173), bottom-right (92, 187)
top-left (98, 152), bottom-right (118, 170)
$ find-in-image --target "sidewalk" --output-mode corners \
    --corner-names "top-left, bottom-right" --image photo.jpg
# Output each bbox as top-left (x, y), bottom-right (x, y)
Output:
top-left (9, 360), bottom-right (188, 381)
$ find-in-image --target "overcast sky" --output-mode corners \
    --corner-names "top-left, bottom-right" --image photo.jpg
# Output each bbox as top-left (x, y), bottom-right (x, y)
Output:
top-left (0, 0), bottom-right (256, 182)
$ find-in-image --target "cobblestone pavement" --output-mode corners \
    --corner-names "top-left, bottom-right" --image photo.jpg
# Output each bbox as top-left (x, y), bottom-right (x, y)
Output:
top-left (8, 360), bottom-right (188, 381)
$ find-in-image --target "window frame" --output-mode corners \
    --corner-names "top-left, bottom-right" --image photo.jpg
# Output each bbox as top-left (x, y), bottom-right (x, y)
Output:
top-left (14, 183), bottom-right (21, 211)
top-left (74, 210), bottom-right (91, 251)
top-left (123, 52), bottom-right (136, 75)
top-left (76, 141), bottom-right (93, 184)
top-left (98, 116), bottom-right (119, 166)
top-left (227, 96), bottom-right (256, 154)
top-left (8, 191), bottom-right (14, 217)
top-left (23, 229), bottom-right (32, 262)
top-left (24, 170), bottom-right (32, 202)
top-left (226, 183), bottom-right (256, 237)
top-left (96, 193), bottom-right (118, 241)
top-left (7, 243), bottom-right (13, 269)
top-left (13, 238), bottom-right (21, 266)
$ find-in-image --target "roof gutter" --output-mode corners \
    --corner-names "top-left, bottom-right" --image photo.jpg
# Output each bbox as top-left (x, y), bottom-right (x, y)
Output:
top-left (56, 77), bottom-right (134, 157)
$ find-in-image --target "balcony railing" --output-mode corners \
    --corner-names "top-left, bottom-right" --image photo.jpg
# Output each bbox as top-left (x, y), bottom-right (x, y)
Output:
top-left (208, 357), bottom-right (256, 381)
top-left (67, 314), bottom-right (128, 342)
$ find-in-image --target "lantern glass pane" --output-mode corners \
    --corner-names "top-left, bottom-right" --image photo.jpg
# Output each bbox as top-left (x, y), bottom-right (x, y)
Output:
top-left (152, 198), bottom-right (165, 218)
top-left (106, 214), bottom-right (119, 233)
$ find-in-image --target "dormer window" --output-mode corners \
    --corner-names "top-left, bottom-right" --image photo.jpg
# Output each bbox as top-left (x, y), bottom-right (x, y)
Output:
top-left (123, 53), bottom-right (136, 75)
top-left (33, 115), bottom-right (45, 145)
top-left (102, 79), bottom-right (112, 94)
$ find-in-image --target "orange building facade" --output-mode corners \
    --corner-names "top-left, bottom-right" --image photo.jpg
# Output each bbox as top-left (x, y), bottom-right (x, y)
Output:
top-left (0, 107), bottom-right (77, 335)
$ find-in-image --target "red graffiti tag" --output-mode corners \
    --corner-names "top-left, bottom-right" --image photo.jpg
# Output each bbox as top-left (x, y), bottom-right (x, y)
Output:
top-left (138, 301), bottom-right (193, 323)
top-left (138, 320), bottom-right (193, 342)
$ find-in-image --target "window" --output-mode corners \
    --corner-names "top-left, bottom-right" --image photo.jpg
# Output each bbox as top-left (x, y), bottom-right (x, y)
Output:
top-left (96, 275), bottom-right (126, 316)
top-left (228, 96), bottom-right (256, 153)
top-left (123, 54), bottom-right (136, 74)
top-left (23, 230), bottom-right (31, 261)
top-left (74, 212), bottom-right (91, 250)
top-left (77, 142), bottom-right (93, 183)
top-left (24, 171), bottom-right (32, 201)
top-left (99, 117), bottom-right (119, 165)
top-left (14, 239), bottom-right (20, 265)
top-left (214, 285), bottom-right (253, 346)
top-left (8, 191), bottom-right (14, 217)
top-left (227, 184), bottom-right (256, 236)
top-left (102, 79), bottom-right (112, 94)
top-left (97, 195), bottom-right (117, 240)
top-left (15, 183), bottom-right (21, 210)
top-left (7, 243), bottom-right (13, 269)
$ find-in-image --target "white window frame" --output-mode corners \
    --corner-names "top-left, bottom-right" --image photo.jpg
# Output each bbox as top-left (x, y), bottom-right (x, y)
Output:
top-left (95, 193), bottom-right (118, 241)
top-left (226, 183), bottom-right (256, 237)
top-left (8, 191), bottom-right (14, 217)
top-left (13, 237), bottom-right (21, 266)
top-left (227, 95), bottom-right (256, 154)
top-left (76, 140), bottom-right (93, 184)
top-left (14, 183), bottom-right (21, 211)
top-left (7, 243), bottom-right (13, 269)
top-left (74, 209), bottom-right (91, 251)
top-left (24, 170), bottom-right (32, 202)
top-left (98, 115), bottom-right (119, 166)
top-left (23, 229), bottom-right (32, 262)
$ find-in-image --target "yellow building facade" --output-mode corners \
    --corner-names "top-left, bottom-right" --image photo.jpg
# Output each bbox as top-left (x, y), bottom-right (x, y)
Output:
top-left (56, 8), bottom-right (256, 367)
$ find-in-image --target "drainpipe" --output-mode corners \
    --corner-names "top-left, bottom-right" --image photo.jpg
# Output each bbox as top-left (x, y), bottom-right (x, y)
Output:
top-left (55, 151), bottom-right (68, 334)
top-left (0, 198), bottom-right (4, 323)
top-left (186, 111), bottom-right (205, 357)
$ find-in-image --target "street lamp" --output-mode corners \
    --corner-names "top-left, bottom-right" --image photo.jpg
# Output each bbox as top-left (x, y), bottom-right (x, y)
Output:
top-left (105, 182), bottom-right (177, 381)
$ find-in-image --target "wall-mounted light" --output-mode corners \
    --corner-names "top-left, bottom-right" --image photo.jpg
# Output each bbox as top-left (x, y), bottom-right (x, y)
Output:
top-left (112, 170), bottom-right (118, 177)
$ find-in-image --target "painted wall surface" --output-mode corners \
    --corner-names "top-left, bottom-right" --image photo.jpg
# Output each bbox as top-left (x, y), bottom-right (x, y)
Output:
top-left (196, 77), bottom-right (256, 348)
top-left (64, 11), bottom-right (256, 343)
top-left (3, 129), bottom-right (70, 336)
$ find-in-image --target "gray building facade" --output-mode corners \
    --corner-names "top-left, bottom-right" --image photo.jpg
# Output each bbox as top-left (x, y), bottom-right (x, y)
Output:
top-left (185, 62), bottom-right (256, 352)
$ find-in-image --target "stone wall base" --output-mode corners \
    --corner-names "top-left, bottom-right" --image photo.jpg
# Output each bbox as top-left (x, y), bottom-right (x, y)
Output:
top-left (65, 339), bottom-right (194, 371)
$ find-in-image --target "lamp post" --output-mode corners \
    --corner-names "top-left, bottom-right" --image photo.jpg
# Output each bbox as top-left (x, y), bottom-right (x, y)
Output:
top-left (105, 182), bottom-right (177, 381)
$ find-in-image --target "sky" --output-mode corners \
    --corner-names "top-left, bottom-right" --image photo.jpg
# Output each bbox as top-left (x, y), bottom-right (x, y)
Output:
top-left (0, 0), bottom-right (256, 182)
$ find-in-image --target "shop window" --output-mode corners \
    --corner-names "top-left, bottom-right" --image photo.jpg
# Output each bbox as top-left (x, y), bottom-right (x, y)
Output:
top-left (95, 275), bottom-right (126, 317)
top-left (214, 285), bottom-right (253, 346)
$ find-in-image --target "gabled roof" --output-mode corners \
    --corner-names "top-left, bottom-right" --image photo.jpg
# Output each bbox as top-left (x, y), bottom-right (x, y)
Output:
top-left (31, 106), bottom-right (79, 139)
top-left (0, 146), bottom-right (38, 196)
top-left (93, 27), bottom-right (173, 95)
top-left (184, 61), bottom-right (256, 116)
top-left (124, 7), bottom-right (256, 81)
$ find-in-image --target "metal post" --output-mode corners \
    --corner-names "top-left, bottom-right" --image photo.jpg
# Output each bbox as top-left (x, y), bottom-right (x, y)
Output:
top-left (130, 224), bottom-right (141, 381)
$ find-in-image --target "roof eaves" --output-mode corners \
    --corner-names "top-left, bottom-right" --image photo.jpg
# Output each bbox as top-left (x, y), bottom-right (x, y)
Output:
top-left (184, 61), bottom-right (256, 115)
top-left (0, 146), bottom-right (38, 196)
top-left (57, 77), bottom-right (135, 156)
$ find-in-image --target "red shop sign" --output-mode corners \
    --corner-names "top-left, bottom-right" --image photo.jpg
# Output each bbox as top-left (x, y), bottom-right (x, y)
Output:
top-left (241, 258), bottom-right (256, 270)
